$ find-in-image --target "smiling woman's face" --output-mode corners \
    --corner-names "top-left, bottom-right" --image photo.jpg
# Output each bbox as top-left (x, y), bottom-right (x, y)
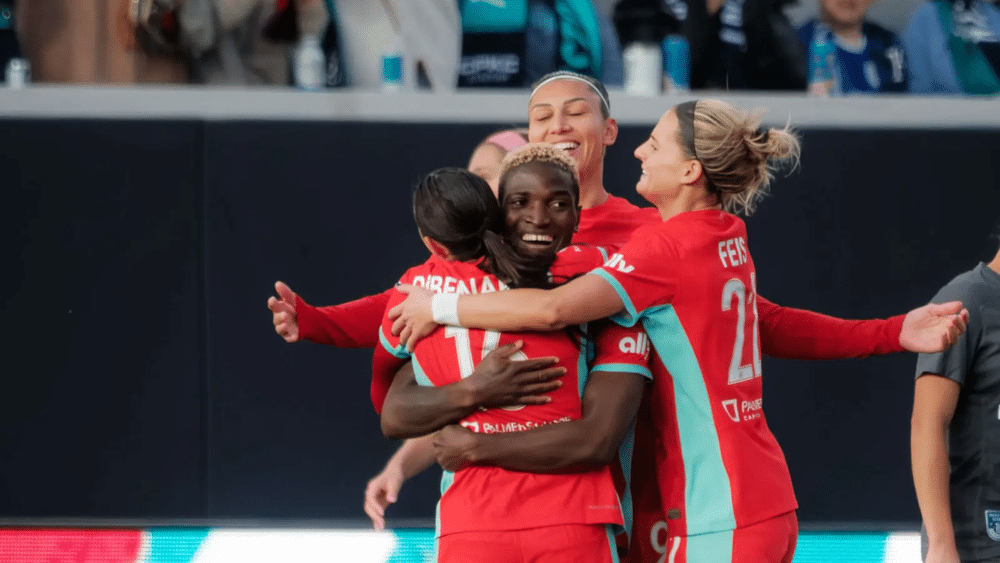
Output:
top-left (502, 162), bottom-right (579, 259)
top-left (527, 79), bottom-right (614, 185)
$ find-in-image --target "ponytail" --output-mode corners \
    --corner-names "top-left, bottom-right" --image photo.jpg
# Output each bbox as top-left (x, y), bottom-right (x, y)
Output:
top-left (690, 99), bottom-right (801, 216)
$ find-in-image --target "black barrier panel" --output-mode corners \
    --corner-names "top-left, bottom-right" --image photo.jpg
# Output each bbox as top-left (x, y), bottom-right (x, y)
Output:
top-left (0, 120), bottom-right (206, 517)
top-left (2, 118), bottom-right (999, 527)
top-left (201, 121), bottom-right (521, 519)
top-left (742, 129), bottom-right (999, 524)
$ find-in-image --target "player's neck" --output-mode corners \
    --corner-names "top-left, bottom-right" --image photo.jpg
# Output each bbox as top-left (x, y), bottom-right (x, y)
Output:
top-left (579, 175), bottom-right (610, 210)
top-left (656, 190), bottom-right (720, 221)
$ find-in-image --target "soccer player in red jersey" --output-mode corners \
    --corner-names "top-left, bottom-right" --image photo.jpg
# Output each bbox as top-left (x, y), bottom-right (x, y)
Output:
top-left (388, 99), bottom-right (969, 563)
top-left (269, 73), bottom-right (969, 557)
top-left (375, 152), bottom-right (650, 563)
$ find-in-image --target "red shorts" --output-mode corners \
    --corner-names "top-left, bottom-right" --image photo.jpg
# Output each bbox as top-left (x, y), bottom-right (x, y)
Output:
top-left (663, 511), bottom-right (798, 563)
top-left (438, 524), bottom-right (619, 563)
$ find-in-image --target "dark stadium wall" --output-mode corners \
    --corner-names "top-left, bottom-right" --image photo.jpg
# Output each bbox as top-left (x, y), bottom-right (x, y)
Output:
top-left (2, 119), bottom-right (998, 527)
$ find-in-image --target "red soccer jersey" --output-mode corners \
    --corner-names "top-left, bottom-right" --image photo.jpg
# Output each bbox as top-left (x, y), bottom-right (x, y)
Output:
top-left (594, 210), bottom-right (797, 537)
top-left (376, 252), bottom-right (650, 536)
top-left (297, 190), bottom-right (905, 559)
top-left (574, 194), bottom-right (660, 248)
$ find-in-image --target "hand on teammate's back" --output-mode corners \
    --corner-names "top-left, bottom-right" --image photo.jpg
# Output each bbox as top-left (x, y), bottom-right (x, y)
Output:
top-left (268, 281), bottom-right (299, 342)
top-left (433, 425), bottom-right (479, 472)
top-left (465, 341), bottom-right (564, 409)
top-left (389, 285), bottom-right (437, 350)
top-left (899, 301), bottom-right (969, 353)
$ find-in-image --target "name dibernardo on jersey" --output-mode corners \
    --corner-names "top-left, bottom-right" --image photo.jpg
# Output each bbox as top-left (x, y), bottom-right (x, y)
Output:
top-left (406, 274), bottom-right (509, 295)
top-left (718, 236), bottom-right (749, 268)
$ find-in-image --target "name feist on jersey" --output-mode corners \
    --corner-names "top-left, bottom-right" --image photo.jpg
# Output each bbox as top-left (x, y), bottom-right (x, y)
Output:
top-left (718, 236), bottom-right (750, 268)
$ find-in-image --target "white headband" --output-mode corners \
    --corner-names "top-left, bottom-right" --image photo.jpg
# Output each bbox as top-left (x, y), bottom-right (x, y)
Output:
top-left (529, 73), bottom-right (610, 117)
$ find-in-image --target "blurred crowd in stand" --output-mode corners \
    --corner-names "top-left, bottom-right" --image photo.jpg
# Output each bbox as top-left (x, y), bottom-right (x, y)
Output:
top-left (0, 0), bottom-right (997, 95)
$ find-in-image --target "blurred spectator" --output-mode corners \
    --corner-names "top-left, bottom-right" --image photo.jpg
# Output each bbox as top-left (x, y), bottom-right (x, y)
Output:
top-left (905, 0), bottom-right (1000, 95)
top-left (459, 0), bottom-right (623, 87)
top-left (333, 0), bottom-right (459, 91)
top-left (615, 0), bottom-right (807, 90)
top-left (17, 0), bottom-right (188, 83)
top-left (169, 0), bottom-right (328, 85)
top-left (709, 0), bottom-right (808, 89)
top-left (797, 0), bottom-right (908, 93)
top-left (1, 1), bottom-right (22, 76)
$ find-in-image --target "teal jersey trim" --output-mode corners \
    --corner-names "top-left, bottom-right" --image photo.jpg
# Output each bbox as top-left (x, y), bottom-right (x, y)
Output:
top-left (435, 470), bottom-right (455, 540)
top-left (577, 330), bottom-right (589, 401)
top-left (590, 363), bottom-right (653, 380)
top-left (605, 524), bottom-right (622, 563)
top-left (411, 356), bottom-right (433, 388)
top-left (590, 269), bottom-right (640, 327)
top-left (642, 304), bottom-right (737, 534)
top-left (616, 419), bottom-right (638, 538)
top-left (687, 528), bottom-right (734, 563)
top-left (592, 267), bottom-right (737, 534)
top-left (379, 328), bottom-right (410, 359)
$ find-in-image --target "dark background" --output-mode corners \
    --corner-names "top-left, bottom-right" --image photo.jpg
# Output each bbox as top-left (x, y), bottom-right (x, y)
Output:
top-left (2, 118), bottom-right (998, 527)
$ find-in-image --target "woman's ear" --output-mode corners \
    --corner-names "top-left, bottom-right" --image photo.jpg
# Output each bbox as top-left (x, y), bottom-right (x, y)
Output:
top-left (683, 158), bottom-right (705, 186)
top-left (603, 118), bottom-right (619, 146)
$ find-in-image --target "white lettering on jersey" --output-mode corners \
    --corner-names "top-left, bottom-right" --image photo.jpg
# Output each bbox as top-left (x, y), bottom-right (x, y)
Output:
top-left (720, 397), bottom-right (763, 423)
top-left (481, 277), bottom-right (497, 293)
top-left (741, 397), bottom-right (762, 421)
top-left (605, 253), bottom-right (635, 274)
top-left (742, 398), bottom-right (762, 413)
top-left (717, 237), bottom-right (749, 268)
top-left (406, 275), bottom-right (510, 294)
top-left (476, 416), bottom-right (572, 434)
top-left (618, 333), bottom-right (651, 358)
top-left (428, 276), bottom-right (443, 293)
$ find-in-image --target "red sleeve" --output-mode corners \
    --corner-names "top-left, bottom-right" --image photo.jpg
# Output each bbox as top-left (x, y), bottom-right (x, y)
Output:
top-left (596, 225), bottom-right (680, 324)
top-left (588, 319), bottom-right (653, 380)
top-left (372, 345), bottom-right (407, 415)
top-left (371, 289), bottom-right (410, 414)
top-left (757, 296), bottom-right (905, 359)
top-left (295, 288), bottom-right (393, 348)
